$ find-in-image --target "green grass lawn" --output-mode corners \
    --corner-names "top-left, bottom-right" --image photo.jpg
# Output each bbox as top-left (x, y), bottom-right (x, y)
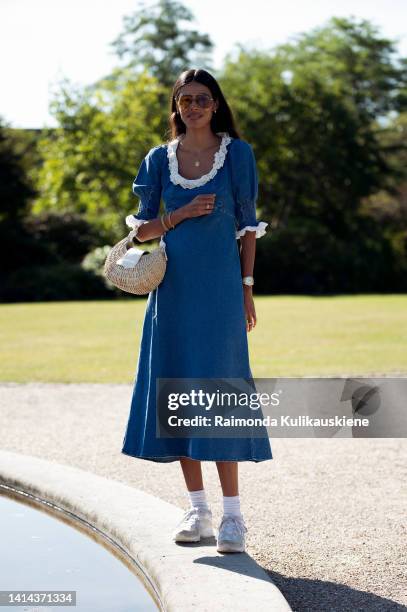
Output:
top-left (1, 295), bottom-right (406, 382)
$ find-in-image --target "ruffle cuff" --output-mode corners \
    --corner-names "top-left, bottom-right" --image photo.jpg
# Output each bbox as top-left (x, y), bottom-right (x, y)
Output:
top-left (124, 214), bottom-right (167, 258)
top-left (236, 221), bottom-right (268, 239)
top-left (125, 214), bottom-right (149, 240)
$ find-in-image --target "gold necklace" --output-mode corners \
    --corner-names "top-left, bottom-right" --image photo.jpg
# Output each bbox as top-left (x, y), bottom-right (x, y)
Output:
top-left (179, 135), bottom-right (221, 167)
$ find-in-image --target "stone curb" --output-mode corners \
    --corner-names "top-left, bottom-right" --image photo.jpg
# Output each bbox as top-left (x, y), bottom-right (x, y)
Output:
top-left (0, 450), bottom-right (292, 612)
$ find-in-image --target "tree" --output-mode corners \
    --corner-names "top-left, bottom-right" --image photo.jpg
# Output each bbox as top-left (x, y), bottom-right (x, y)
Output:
top-left (219, 16), bottom-right (407, 236)
top-left (33, 69), bottom-right (167, 241)
top-left (109, 0), bottom-right (214, 88)
top-left (0, 117), bottom-right (36, 223)
top-left (277, 17), bottom-right (407, 119)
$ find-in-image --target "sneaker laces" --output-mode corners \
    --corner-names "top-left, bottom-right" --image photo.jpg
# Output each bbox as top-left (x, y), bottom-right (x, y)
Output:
top-left (219, 515), bottom-right (248, 536)
top-left (177, 507), bottom-right (199, 528)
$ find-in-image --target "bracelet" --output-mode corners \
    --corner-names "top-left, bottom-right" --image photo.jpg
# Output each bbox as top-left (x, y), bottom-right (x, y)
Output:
top-left (160, 214), bottom-right (170, 232)
top-left (167, 211), bottom-right (175, 229)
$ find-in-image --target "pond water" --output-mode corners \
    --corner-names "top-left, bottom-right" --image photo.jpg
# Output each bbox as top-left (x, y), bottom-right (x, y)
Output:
top-left (0, 489), bottom-right (160, 611)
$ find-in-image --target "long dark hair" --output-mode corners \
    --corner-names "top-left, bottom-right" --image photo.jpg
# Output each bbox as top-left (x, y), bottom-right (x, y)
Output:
top-left (165, 68), bottom-right (241, 142)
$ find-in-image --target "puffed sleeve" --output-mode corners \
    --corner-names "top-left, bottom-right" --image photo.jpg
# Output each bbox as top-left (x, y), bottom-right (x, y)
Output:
top-left (231, 140), bottom-right (268, 239)
top-left (125, 146), bottom-right (163, 238)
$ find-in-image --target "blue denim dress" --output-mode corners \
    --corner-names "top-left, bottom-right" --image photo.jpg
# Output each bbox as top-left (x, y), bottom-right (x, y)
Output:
top-left (121, 132), bottom-right (273, 462)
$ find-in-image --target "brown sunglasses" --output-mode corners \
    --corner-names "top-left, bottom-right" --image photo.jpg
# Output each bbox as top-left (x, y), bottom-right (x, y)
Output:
top-left (175, 93), bottom-right (215, 111)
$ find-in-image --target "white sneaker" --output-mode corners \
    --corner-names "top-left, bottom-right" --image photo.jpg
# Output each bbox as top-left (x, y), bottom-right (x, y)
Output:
top-left (173, 507), bottom-right (215, 542)
top-left (216, 514), bottom-right (248, 553)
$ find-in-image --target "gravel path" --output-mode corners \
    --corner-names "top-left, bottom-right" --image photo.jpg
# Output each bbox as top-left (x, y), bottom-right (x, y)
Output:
top-left (1, 382), bottom-right (406, 611)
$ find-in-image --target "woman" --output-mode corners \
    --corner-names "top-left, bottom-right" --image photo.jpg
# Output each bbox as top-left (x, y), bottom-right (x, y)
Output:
top-left (121, 68), bottom-right (273, 553)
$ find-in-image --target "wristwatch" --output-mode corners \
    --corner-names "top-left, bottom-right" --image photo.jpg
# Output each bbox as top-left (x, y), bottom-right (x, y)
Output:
top-left (242, 276), bottom-right (254, 286)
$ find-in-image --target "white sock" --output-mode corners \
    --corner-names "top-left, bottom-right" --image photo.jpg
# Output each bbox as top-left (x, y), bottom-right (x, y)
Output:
top-left (188, 488), bottom-right (210, 511)
top-left (223, 495), bottom-right (243, 519)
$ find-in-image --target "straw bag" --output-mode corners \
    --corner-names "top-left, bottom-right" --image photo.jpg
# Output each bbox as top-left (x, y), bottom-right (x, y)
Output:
top-left (103, 226), bottom-right (167, 295)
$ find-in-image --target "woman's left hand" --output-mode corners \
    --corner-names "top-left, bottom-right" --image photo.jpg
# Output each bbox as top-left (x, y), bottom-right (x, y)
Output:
top-left (243, 287), bottom-right (257, 332)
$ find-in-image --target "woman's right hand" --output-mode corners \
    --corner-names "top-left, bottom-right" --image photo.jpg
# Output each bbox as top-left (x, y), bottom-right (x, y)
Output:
top-left (182, 194), bottom-right (216, 219)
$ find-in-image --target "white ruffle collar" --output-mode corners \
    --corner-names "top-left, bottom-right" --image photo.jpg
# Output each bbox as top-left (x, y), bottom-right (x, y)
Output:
top-left (167, 131), bottom-right (232, 189)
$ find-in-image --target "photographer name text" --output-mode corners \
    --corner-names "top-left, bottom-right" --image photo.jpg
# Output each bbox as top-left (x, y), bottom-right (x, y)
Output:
top-left (167, 415), bottom-right (370, 427)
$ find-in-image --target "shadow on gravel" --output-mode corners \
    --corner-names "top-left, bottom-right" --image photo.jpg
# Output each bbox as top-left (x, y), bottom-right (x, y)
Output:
top-left (173, 545), bottom-right (404, 612)
top-left (265, 570), bottom-right (405, 612)
top-left (177, 543), bottom-right (282, 581)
